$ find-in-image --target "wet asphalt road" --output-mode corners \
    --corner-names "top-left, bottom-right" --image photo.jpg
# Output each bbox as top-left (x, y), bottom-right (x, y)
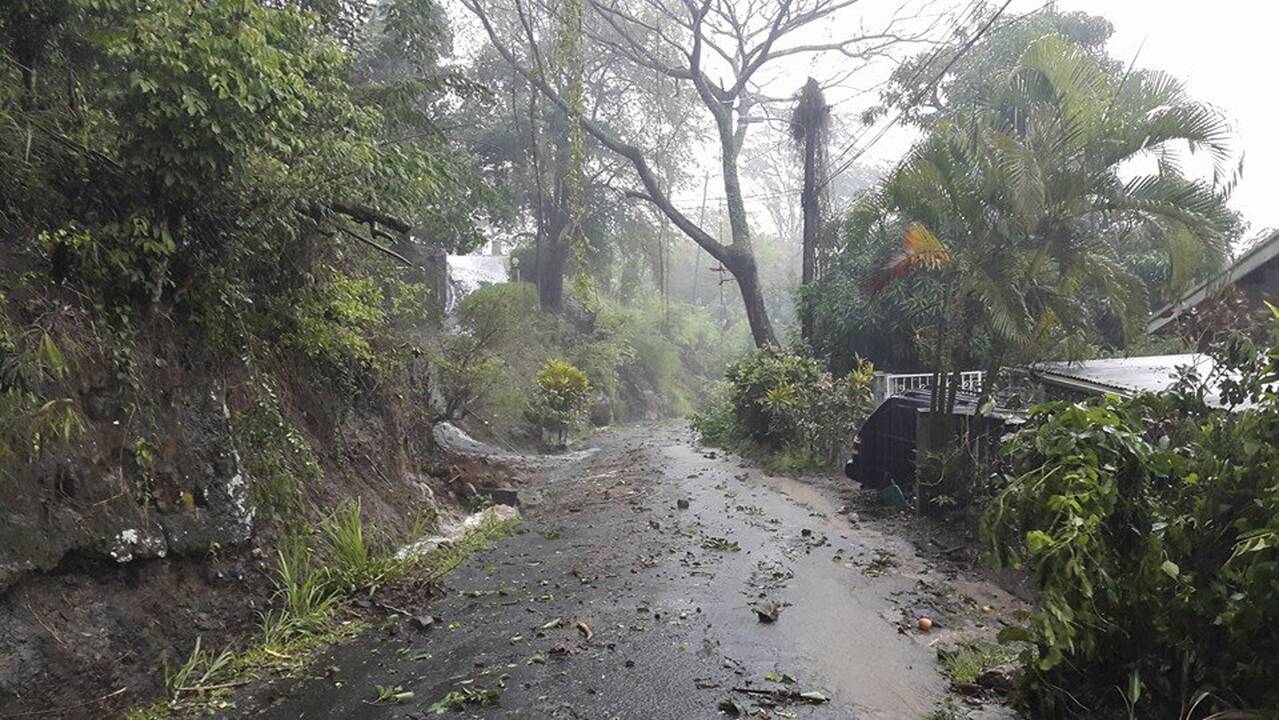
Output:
top-left (223, 423), bottom-right (1019, 720)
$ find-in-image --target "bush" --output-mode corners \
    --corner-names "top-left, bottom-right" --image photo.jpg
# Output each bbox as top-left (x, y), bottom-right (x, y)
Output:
top-left (287, 267), bottom-right (386, 370)
top-left (726, 346), bottom-right (824, 446)
top-left (689, 381), bottom-right (746, 448)
top-left (704, 346), bottom-right (875, 468)
top-left (0, 306), bottom-right (83, 465)
top-left (982, 321), bottom-right (1279, 717)
top-left (431, 283), bottom-right (542, 422)
top-left (526, 360), bottom-right (592, 447)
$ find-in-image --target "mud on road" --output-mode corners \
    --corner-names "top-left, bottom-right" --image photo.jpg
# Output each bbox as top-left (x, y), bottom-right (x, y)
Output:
top-left (223, 423), bottom-right (1022, 719)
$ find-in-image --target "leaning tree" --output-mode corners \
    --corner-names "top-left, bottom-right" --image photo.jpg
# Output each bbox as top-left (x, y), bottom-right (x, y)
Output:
top-left (461, 0), bottom-right (946, 347)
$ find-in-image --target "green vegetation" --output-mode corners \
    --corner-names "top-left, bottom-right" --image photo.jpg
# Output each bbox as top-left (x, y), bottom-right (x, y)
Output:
top-left (981, 315), bottom-right (1279, 717)
top-left (693, 346), bottom-right (875, 471)
top-left (922, 698), bottom-right (968, 720)
top-left (0, 308), bottom-right (83, 465)
top-left (444, 283), bottom-right (748, 444)
top-left (0, 0), bottom-right (485, 466)
top-left (811, 29), bottom-right (1237, 392)
top-left (428, 685), bottom-right (501, 714)
top-left (4, 1), bottom-right (1276, 717)
top-left (371, 685), bottom-right (414, 705)
top-left (232, 378), bottom-right (323, 521)
top-left (128, 508), bottom-right (518, 720)
top-left (527, 360), bottom-right (592, 448)
top-left (937, 640), bottom-right (1018, 685)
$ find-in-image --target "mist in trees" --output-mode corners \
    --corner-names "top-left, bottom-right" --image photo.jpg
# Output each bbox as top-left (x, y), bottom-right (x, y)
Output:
top-left (458, 0), bottom-right (954, 347)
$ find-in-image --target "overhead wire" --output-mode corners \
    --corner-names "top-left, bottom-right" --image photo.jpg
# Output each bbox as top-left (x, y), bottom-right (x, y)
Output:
top-left (823, 0), bottom-right (988, 175)
top-left (823, 0), bottom-right (1017, 191)
top-left (665, 0), bottom-right (1054, 215)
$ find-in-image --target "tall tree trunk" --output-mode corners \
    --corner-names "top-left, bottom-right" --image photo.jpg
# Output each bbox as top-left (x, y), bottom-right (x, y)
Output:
top-left (534, 106), bottom-right (572, 313)
top-left (791, 77), bottom-right (830, 344)
top-left (722, 247), bottom-right (775, 349)
top-left (712, 107), bottom-right (778, 347)
top-left (465, 9), bottom-right (779, 345)
top-left (538, 204), bottom-right (568, 313)
top-left (800, 133), bottom-right (818, 341)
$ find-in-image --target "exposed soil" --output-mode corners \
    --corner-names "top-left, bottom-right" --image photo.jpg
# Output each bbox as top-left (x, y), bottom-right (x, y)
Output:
top-left (0, 548), bottom-right (274, 719)
top-left (0, 414), bottom-right (520, 720)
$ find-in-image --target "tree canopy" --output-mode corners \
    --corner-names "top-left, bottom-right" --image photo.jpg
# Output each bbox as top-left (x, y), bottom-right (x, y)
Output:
top-left (813, 31), bottom-right (1238, 386)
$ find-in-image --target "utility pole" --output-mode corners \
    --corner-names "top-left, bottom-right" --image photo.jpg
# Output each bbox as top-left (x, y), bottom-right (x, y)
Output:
top-left (692, 175), bottom-right (709, 306)
top-left (718, 198), bottom-right (727, 325)
top-left (658, 216), bottom-right (670, 332)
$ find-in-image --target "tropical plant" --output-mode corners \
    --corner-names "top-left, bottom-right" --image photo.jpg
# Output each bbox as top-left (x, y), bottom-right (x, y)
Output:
top-left (823, 34), bottom-right (1238, 407)
top-left (982, 312), bottom-right (1279, 717)
top-left (725, 346), bottom-right (825, 446)
top-left (703, 346), bottom-right (875, 468)
top-left (526, 360), bottom-right (592, 447)
top-left (790, 76), bottom-right (833, 342)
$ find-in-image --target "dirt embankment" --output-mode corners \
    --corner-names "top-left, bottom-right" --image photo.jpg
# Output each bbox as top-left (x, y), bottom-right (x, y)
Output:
top-left (0, 315), bottom-right (515, 719)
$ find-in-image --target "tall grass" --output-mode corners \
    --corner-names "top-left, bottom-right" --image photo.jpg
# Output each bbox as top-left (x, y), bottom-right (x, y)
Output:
top-left (130, 499), bottom-right (518, 719)
top-left (259, 538), bottom-right (339, 648)
top-left (319, 498), bottom-right (400, 595)
top-left (162, 637), bottom-right (236, 701)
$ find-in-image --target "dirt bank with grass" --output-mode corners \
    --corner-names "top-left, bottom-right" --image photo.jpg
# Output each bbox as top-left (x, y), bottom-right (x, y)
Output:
top-left (0, 309), bottom-right (521, 719)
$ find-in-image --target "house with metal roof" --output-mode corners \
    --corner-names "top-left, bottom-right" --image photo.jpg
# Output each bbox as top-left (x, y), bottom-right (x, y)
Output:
top-left (1148, 230), bottom-right (1279, 334)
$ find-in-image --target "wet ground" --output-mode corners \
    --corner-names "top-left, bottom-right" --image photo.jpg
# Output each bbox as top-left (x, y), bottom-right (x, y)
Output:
top-left (223, 423), bottom-right (1021, 719)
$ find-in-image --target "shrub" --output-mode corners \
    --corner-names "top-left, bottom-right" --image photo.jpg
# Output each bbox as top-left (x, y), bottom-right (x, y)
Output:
top-left (689, 381), bottom-right (746, 448)
top-left (726, 346), bottom-right (824, 446)
top-left (287, 267), bottom-right (386, 371)
top-left (0, 306), bottom-right (83, 465)
top-left (432, 332), bottom-right (502, 421)
top-left (526, 360), bottom-right (591, 447)
top-left (433, 283), bottom-right (541, 421)
top-left (982, 320), bottom-right (1279, 717)
top-left (708, 346), bottom-right (875, 467)
top-left (318, 498), bottom-right (400, 595)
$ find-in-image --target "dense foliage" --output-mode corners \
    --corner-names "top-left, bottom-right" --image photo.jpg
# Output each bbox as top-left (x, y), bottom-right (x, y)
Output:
top-left (0, 0), bottom-right (490, 467)
top-left (526, 360), bottom-right (591, 448)
top-left (694, 346), bottom-right (875, 470)
top-left (446, 283), bottom-right (751, 443)
top-left (983, 317), bottom-right (1279, 717)
top-left (812, 22), bottom-right (1239, 380)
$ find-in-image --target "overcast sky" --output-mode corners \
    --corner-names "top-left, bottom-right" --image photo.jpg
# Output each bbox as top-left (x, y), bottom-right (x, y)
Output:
top-left (1066, 0), bottom-right (1278, 241)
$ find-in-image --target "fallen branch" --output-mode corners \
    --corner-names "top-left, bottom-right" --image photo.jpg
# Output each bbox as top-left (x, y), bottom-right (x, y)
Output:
top-left (329, 202), bottom-right (411, 235)
top-left (334, 225), bottom-right (414, 267)
top-left (731, 687), bottom-right (829, 704)
top-left (177, 679), bottom-right (254, 694)
top-left (374, 600), bottom-right (414, 617)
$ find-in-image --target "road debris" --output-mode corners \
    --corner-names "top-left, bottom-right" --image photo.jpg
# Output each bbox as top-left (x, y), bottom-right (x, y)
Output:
top-left (752, 601), bottom-right (783, 623)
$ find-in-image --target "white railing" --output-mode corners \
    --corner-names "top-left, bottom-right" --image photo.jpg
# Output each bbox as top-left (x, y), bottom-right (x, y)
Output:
top-left (872, 371), bottom-right (985, 406)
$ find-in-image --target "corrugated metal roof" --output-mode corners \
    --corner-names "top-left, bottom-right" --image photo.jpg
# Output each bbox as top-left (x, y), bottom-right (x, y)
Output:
top-left (1148, 230), bottom-right (1279, 333)
top-left (1029, 353), bottom-right (1222, 404)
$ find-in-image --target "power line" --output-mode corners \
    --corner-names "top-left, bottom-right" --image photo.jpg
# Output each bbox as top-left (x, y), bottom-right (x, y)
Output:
top-left (824, 0), bottom-right (988, 174)
top-left (666, 1), bottom-right (1055, 217)
top-left (824, 0), bottom-right (1017, 189)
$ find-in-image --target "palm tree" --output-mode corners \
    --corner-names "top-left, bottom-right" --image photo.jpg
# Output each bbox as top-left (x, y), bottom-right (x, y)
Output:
top-left (854, 34), bottom-right (1237, 413)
